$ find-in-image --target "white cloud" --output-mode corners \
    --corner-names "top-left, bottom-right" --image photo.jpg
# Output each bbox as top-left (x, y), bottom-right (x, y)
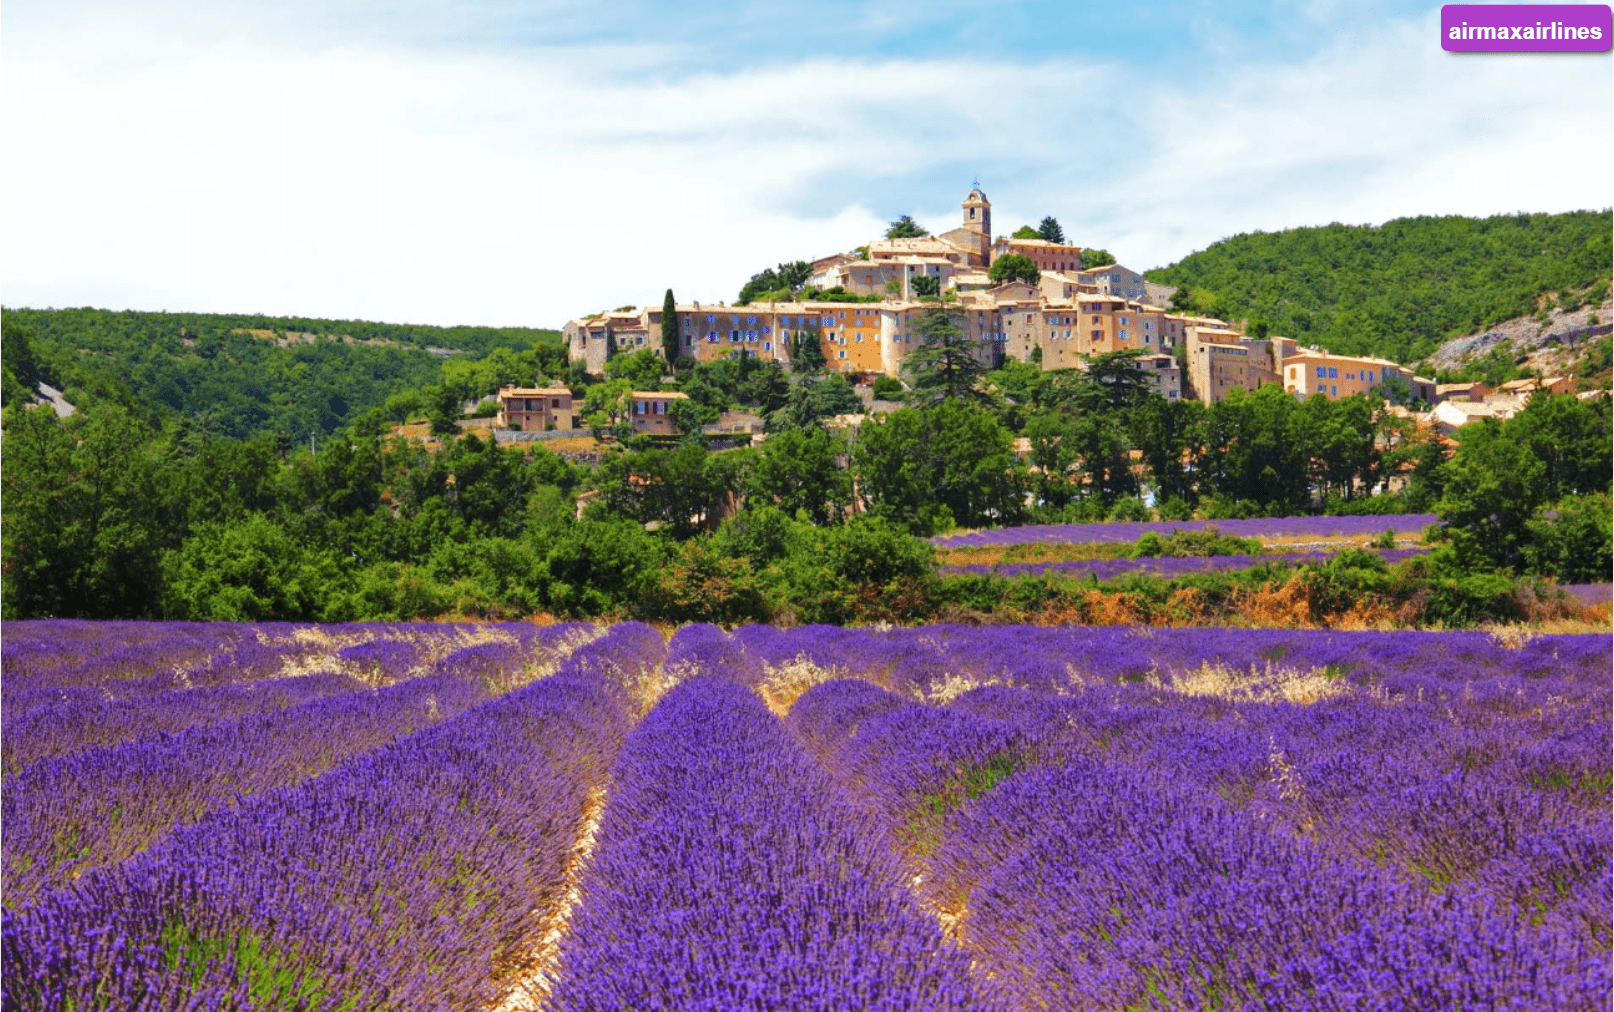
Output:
top-left (2, 10), bottom-right (1608, 328)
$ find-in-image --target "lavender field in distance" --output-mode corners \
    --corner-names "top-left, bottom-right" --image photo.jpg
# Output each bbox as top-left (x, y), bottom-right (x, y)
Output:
top-left (2, 620), bottom-right (1608, 1011)
top-left (941, 546), bottom-right (1430, 579)
top-left (932, 513), bottom-right (1442, 548)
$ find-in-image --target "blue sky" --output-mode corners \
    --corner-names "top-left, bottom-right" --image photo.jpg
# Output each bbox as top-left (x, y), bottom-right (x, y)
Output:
top-left (3, 1), bottom-right (1609, 328)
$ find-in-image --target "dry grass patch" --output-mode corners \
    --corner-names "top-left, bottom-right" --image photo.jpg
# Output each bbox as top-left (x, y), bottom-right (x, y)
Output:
top-left (1150, 661), bottom-right (1354, 705)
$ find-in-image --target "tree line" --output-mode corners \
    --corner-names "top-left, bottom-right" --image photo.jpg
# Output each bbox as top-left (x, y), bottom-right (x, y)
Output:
top-left (5, 296), bottom-right (1606, 626)
top-left (1, 308), bottom-right (567, 441)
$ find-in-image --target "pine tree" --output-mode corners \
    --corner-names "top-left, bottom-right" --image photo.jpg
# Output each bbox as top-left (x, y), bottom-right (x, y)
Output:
top-left (1037, 216), bottom-right (1066, 245)
top-left (885, 215), bottom-right (929, 239)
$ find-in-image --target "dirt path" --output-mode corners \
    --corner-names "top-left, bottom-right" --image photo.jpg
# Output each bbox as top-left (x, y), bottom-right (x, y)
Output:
top-left (490, 783), bottom-right (609, 1012)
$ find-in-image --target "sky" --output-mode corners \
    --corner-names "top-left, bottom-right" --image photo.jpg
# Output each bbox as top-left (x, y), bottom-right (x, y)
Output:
top-left (3, 1), bottom-right (1610, 329)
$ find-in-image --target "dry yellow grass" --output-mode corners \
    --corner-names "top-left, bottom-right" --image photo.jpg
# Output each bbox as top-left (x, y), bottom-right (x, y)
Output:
top-left (757, 657), bottom-right (851, 717)
top-left (1149, 661), bottom-right (1353, 706)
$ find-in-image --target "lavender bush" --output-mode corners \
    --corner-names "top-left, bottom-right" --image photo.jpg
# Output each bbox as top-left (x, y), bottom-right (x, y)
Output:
top-left (549, 676), bottom-right (988, 1011)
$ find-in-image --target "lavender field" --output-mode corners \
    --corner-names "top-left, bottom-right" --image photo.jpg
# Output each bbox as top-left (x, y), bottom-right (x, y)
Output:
top-left (3, 619), bottom-right (1609, 1011)
top-left (941, 546), bottom-right (1430, 579)
top-left (933, 513), bottom-right (1442, 549)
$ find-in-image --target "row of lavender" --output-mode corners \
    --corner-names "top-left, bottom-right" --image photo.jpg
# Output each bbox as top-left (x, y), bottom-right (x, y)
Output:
top-left (734, 624), bottom-right (1609, 1010)
top-left (2, 621), bottom-right (593, 908)
top-left (941, 546), bottom-right (1429, 579)
top-left (1, 620), bottom-right (591, 775)
top-left (932, 512), bottom-right (1442, 548)
top-left (2, 623), bottom-right (665, 1011)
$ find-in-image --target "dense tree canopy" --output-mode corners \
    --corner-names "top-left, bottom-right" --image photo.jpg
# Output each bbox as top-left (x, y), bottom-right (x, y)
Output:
top-left (1147, 211), bottom-right (1613, 363)
top-left (2, 307), bottom-right (565, 440)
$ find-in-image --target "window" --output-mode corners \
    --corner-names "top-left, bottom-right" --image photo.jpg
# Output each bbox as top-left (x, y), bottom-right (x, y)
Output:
top-left (1316, 366), bottom-right (1327, 378)
top-left (1328, 367), bottom-right (1339, 379)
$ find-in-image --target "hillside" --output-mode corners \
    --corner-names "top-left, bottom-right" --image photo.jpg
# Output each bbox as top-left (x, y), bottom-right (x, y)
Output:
top-left (1146, 210), bottom-right (1613, 364)
top-left (1422, 289), bottom-right (1612, 382)
top-left (1, 308), bottom-right (564, 440)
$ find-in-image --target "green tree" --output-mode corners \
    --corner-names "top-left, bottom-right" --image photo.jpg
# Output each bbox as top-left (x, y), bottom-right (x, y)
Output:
top-left (583, 379), bottom-right (634, 439)
top-left (885, 215), bottom-right (929, 239)
top-left (662, 289), bottom-right (680, 362)
top-left (901, 302), bottom-right (989, 406)
top-left (1524, 493), bottom-right (1613, 582)
top-left (988, 254), bottom-right (1040, 287)
top-left (1436, 418), bottom-right (1547, 572)
top-left (1011, 225), bottom-right (1040, 239)
top-left (1200, 384), bottom-right (1309, 512)
top-left (604, 348), bottom-right (665, 390)
top-left (596, 442), bottom-right (747, 539)
top-left (161, 513), bottom-right (346, 621)
top-left (852, 400), bottom-right (1023, 533)
top-left (541, 518), bottom-right (667, 616)
top-left (911, 275), bottom-right (940, 298)
top-left (1436, 393), bottom-right (1612, 573)
top-left (1037, 216), bottom-right (1066, 244)
top-left (1082, 248), bottom-right (1117, 268)
top-left (790, 330), bottom-right (827, 375)
top-left (737, 261), bottom-right (812, 304)
top-left (766, 374), bottom-right (861, 432)
top-left (1130, 396), bottom-right (1206, 506)
top-left (1023, 410), bottom-right (1082, 511)
top-left (746, 427), bottom-right (852, 524)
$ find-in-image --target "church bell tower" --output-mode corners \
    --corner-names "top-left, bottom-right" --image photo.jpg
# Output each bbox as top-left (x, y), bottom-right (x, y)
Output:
top-left (962, 185), bottom-right (991, 237)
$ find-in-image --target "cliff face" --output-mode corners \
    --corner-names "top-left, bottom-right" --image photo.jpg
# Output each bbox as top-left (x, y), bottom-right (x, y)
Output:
top-left (1423, 292), bottom-right (1612, 377)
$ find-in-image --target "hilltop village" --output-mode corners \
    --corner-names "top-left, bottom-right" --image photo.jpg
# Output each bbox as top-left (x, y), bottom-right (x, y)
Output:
top-left (511, 187), bottom-right (1594, 442)
top-left (541, 189), bottom-right (1442, 423)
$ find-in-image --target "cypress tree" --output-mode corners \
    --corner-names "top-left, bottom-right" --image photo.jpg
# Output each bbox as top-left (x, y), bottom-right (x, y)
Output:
top-left (1037, 216), bottom-right (1066, 244)
top-left (662, 289), bottom-right (679, 363)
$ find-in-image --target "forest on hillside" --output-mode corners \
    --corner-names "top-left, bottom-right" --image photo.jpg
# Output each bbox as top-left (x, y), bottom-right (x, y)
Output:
top-left (0, 308), bottom-right (565, 440)
top-left (1148, 210), bottom-right (1613, 364)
